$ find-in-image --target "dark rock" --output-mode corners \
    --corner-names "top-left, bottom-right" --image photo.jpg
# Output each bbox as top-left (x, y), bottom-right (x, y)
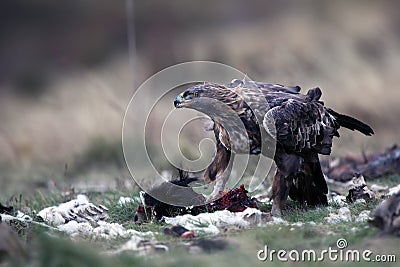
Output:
top-left (163, 225), bottom-right (190, 237)
top-left (369, 192), bottom-right (400, 237)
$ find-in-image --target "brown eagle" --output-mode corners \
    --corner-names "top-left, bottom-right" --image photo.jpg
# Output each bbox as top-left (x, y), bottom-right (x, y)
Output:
top-left (174, 80), bottom-right (373, 216)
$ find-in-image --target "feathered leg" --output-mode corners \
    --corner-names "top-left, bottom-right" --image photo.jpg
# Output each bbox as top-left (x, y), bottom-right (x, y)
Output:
top-left (271, 146), bottom-right (302, 216)
top-left (204, 143), bottom-right (233, 201)
top-left (289, 152), bottom-right (328, 206)
top-left (271, 169), bottom-right (291, 216)
top-left (303, 159), bottom-right (328, 206)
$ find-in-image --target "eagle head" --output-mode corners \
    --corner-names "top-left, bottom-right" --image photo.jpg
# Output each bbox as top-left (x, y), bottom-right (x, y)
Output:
top-left (174, 85), bottom-right (205, 108)
top-left (174, 83), bottom-right (240, 110)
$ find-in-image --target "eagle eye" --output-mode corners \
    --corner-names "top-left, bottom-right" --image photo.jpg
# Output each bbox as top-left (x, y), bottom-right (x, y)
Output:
top-left (193, 92), bottom-right (199, 97)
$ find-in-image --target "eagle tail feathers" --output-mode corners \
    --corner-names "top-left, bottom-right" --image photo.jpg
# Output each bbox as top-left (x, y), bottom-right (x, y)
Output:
top-left (328, 108), bottom-right (374, 136)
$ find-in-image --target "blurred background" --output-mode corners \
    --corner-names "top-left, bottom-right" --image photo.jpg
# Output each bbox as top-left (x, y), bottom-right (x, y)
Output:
top-left (1, 0), bottom-right (399, 195)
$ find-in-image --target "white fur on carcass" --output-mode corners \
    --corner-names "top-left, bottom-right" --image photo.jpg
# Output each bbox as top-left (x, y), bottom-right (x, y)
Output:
top-left (37, 194), bottom-right (153, 239)
top-left (163, 208), bottom-right (282, 235)
top-left (38, 194), bottom-right (108, 227)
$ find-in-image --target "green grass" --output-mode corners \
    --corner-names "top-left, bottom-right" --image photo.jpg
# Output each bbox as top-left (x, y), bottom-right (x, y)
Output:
top-left (370, 174), bottom-right (400, 187)
top-left (2, 175), bottom-right (400, 267)
top-left (282, 205), bottom-right (330, 224)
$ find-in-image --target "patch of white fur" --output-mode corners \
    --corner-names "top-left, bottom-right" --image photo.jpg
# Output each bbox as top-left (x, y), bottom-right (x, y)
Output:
top-left (38, 194), bottom-right (108, 227)
top-left (163, 208), bottom-right (276, 235)
top-left (36, 194), bottom-right (154, 240)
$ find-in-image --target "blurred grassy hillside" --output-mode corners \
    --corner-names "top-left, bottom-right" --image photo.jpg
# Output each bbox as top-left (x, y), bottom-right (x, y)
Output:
top-left (1, 0), bottom-right (399, 194)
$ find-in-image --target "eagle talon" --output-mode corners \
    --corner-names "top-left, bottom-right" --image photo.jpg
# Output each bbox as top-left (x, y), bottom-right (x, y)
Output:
top-left (271, 204), bottom-right (282, 217)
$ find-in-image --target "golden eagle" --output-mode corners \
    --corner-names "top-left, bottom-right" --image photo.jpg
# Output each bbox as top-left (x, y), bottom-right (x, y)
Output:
top-left (174, 80), bottom-right (373, 216)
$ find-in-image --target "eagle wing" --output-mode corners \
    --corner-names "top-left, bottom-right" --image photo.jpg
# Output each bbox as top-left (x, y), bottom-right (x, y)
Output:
top-left (227, 79), bottom-right (300, 94)
top-left (262, 88), bottom-right (337, 154)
